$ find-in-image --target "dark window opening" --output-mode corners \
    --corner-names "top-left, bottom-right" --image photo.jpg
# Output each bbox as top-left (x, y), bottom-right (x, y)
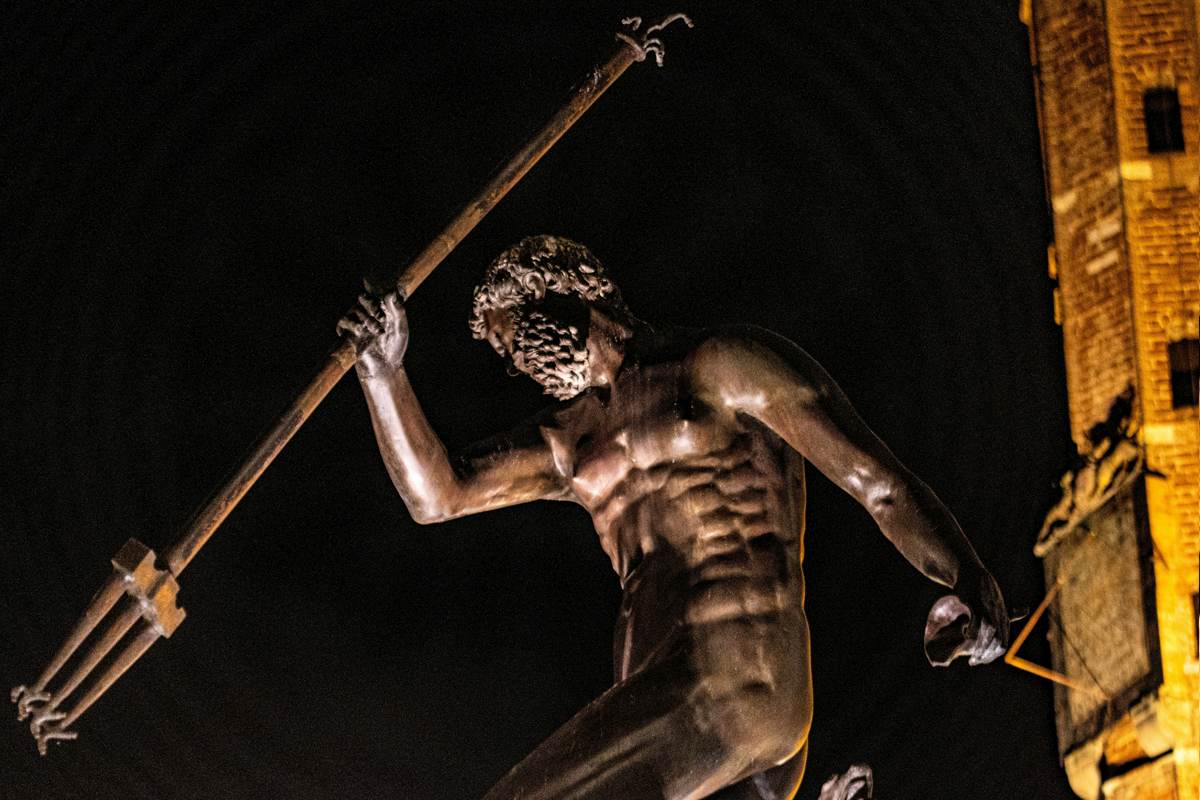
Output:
top-left (1193, 592), bottom-right (1199, 659)
top-left (1168, 339), bottom-right (1200, 408)
top-left (1144, 88), bottom-right (1185, 153)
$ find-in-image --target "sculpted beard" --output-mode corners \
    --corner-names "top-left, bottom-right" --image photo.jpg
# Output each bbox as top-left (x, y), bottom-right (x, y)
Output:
top-left (511, 306), bottom-right (591, 400)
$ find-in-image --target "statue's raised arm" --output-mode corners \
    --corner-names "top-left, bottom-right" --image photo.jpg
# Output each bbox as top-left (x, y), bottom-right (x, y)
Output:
top-left (338, 293), bottom-right (570, 524)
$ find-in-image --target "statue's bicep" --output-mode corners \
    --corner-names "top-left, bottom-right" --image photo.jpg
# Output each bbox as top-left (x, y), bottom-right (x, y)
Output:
top-left (692, 332), bottom-right (905, 502)
top-left (453, 424), bottom-right (570, 510)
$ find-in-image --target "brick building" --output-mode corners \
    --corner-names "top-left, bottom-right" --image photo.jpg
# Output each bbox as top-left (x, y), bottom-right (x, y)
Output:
top-left (1021, 0), bottom-right (1199, 798)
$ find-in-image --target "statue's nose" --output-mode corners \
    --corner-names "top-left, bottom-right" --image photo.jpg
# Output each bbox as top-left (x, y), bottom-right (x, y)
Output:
top-left (487, 329), bottom-right (513, 358)
top-left (483, 308), bottom-right (515, 352)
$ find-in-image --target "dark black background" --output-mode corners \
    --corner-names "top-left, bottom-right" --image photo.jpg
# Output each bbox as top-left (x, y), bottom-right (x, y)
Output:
top-left (2, 2), bottom-right (1076, 798)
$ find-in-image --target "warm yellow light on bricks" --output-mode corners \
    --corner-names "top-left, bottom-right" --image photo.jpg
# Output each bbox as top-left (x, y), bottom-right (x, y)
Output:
top-left (1121, 160), bottom-right (1154, 181)
top-left (1025, 0), bottom-right (1199, 797)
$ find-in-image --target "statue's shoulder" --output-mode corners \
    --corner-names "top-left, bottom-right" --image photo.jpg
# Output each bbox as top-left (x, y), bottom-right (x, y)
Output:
top-left (684, 324), bottom-right (808, 373)
top-left (680, 326), bottom-right (819, 411)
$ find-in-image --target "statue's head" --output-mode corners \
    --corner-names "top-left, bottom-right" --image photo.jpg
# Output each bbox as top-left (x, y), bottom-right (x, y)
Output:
top-left (469, 235), bottom-right (629, 400)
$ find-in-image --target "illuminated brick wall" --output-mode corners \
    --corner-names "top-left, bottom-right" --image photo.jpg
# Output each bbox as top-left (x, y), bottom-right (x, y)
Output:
top-left (1104, 755), bottom-right (1185, 800)
top-left (1025, 0), bottom-right (1199, 798)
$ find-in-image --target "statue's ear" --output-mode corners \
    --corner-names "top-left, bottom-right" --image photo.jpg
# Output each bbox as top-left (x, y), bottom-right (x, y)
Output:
top-left (523, 273), bottom-right (547, 299)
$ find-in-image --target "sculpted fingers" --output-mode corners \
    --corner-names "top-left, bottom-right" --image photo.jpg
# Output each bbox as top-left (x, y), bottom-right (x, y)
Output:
top-left (355, 296), bottom-right (379, 326)
top-left (968, 621), bottom-right (1005, 666)
top-left (335, 315), bottom-right (364, 339)
top-left (337, 306), bottom-right (382, 340)
top-left (340, 288), bottom-right (409, 374)
top-left (984, 575), bottom-right (1011, 648)
top-left (360, 306), bottom-right (385, 334)
top-left (353, 290), bottom-right (407, 329)
top-left (357, 292), bottom-right (381, 318)
top-left (381, 291), bottom-right (407, 325)
top-left (354, 293), bottom-right (387, 331)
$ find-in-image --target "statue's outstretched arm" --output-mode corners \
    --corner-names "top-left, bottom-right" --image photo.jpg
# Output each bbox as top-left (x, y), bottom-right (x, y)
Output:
top-left (339, 293), bottom-right (569, 524)
top-left (688, 328), bottom-right (1008, 665)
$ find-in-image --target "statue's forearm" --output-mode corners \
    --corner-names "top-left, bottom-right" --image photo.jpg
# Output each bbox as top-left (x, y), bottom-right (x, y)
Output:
top-left (868, 476), bottom-right (986, 589)
top-left (359, 365), bottom-right (463, 523)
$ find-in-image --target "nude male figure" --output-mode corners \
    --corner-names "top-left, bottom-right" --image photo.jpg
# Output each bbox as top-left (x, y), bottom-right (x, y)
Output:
top-left (337, 235), bottom-right (1009, 800)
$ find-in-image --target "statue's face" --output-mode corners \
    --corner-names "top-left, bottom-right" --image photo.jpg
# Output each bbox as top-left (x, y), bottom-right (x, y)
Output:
top-left (481, 297), bottom-right (593, 401)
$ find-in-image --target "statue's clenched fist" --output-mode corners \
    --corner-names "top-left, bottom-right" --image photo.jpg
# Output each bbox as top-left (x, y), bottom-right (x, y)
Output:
top-left (923, 566), bottom-right (1009, 667)
top-left (337, 291), bottom-right (409, 377)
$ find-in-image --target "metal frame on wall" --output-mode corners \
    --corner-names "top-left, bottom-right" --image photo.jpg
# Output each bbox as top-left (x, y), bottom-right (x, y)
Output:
top-left (1043, 473), bottom-right (1163, 757)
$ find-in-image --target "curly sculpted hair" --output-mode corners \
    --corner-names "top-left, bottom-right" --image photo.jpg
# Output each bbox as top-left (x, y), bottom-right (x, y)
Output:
top-left (468, 235), bottom-right (629, 340)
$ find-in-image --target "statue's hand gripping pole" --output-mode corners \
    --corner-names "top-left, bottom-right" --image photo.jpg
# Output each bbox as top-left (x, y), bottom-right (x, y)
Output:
top-left (11, 12), bottom-right (692, 754)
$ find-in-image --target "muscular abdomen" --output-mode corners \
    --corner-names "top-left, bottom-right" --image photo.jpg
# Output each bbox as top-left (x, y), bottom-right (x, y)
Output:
top-left (591, 426), bottom-right (807, 681)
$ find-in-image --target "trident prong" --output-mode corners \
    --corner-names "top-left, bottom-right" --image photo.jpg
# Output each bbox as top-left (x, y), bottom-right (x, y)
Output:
top-left (35, 724), bottom-right (78, 756)
top-left (617, 12), bottom-right (694, 67)
top-left (11, 538), bottom-right (184, 755)
top-left (12, 687), bottom-right (50, 720)
top-left (28, 706), bottom-right (66, 736)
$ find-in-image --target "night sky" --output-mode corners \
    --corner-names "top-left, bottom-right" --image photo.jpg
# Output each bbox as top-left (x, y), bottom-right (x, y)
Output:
top-left (2, 3), bottom-right (1078, 798)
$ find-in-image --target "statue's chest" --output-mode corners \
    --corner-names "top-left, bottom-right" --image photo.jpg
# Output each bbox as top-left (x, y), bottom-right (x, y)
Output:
top-left (549, 364), bottom-right (733, 507)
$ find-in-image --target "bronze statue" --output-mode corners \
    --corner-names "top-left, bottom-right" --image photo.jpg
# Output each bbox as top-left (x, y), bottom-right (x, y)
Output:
top-left (337, 235), bottom-right (1010, 800)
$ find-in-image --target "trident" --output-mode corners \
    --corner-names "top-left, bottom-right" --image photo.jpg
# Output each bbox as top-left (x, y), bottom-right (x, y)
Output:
top-left (11, 12), bottom-right (693, 756)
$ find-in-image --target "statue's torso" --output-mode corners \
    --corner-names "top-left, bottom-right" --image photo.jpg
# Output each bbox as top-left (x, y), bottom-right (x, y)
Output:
top-left (546, 355), bottom-right (808, 682)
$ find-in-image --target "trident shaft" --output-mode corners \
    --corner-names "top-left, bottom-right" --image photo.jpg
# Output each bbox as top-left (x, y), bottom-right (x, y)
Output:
top-left (11, 13), bottom-right (693, 755)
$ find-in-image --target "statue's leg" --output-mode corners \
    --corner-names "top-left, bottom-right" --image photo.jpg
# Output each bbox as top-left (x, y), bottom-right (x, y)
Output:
top-left (481, 637), bottom-right (810, 800)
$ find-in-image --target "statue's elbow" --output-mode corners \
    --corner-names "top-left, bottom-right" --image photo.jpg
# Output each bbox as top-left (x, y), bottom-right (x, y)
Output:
top-left (394, 488), bottom-right (459, 525)
top-left (385, 467), bottom-right (463, 525)
top-left (408, 507), bottom-right (444, 525)
top-left (863, 477), bottom-right (903, 520)
top-left (405, 497), bottom-right (460, 525)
